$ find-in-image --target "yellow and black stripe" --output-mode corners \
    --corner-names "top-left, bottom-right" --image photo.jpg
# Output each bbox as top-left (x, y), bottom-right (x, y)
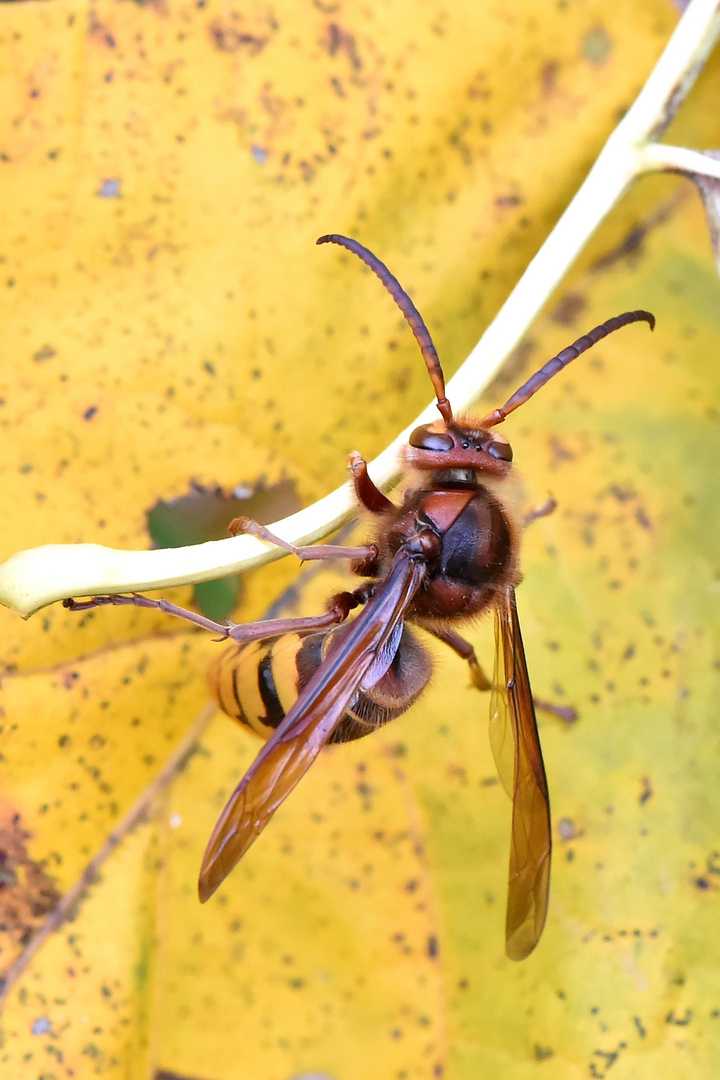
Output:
top-left (208, 623), bottom-right (432, 745)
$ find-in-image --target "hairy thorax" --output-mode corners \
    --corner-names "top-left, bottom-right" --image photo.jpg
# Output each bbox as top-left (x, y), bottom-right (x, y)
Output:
top-left (375, 472), bottom-right (521, 625)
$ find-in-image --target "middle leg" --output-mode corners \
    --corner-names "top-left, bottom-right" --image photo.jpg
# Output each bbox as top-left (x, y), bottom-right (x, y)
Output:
top-left (427, 624), bottom-right (577, 721)
top-left (228, 515), bottom-right (378, 564)
top-left (426, 626), bottom-right (493, 691)
top-left (64, 587), bottom-right (368, 645)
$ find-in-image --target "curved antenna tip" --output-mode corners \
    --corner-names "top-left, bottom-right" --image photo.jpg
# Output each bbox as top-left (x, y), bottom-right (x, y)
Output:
top-left (481, 308), bottom-right (657, 428)
top-left (317, 234), bottom-right (451, 418)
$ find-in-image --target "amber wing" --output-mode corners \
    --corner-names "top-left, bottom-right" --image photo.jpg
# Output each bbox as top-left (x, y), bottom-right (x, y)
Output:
top-left (198, 549), bottom-right (427, 902)
top-left (490, 586), bottom-right (551, 960)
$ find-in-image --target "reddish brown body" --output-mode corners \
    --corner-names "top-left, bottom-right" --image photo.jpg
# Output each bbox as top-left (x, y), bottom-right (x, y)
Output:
top-left (211, 465), bottom-right (518, 746)
top-left (381, 474), bottom-right (517, 622)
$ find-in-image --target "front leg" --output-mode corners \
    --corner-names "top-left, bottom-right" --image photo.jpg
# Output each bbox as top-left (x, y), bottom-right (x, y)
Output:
top-left (524, 496), bottom-right (557, 527)
top-left (427, 624), bottom-right (577, 722)
top-left (347, 451), bottom-right (395, 514)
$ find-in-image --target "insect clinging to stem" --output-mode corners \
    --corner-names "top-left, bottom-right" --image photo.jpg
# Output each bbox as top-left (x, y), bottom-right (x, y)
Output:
top-left (65, 235), bottom-right (654, 959)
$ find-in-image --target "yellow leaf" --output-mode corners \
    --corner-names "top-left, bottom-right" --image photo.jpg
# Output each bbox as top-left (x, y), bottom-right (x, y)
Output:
top-left (2, 1), bottom-right (720, 1078)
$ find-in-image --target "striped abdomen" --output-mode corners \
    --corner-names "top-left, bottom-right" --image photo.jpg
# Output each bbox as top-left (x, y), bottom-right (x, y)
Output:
top-left (209, 623), bottom-right (432, 744)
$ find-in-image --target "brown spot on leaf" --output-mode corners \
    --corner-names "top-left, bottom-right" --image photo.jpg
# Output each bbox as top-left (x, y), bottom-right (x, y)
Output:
top-left (541, 61), bottom-right (560, 96)
top-left (666, 1009), bottom-right (693, 1026)
top-left (154, 1071), bottom-right (213, 1080)
top-left (608, 484), bottom-right (637, 503)
top-left (548, 435), bottom-right (576, 464)
top-left (128, 0), bottom-right (168, 13)
top-left (260, 87), bottom-right (287, 118)
top-left (446, 763), bottom-right (467, 783)
top-left (323, 22), bottom-right (362, 69)
top-left (592, 191), bottom-right (686, 272)
top-left (33, 344), bottom-right (57, 363)
top-left (0, 807), bottom-right (61, 977)
top-left (593, 224), bottom-right (647, 270)
top-left (208, 21), bottom-right (269, 55)
top-left (154, 1071), bottom-right (212, 1080)
top-left (635, 506), bottom-right (652, 531)
top-left (88, 12), bottom-right (117, 49)
top-left (495, 193), bottom-right (522, 208)
top-left (639, 776), bottom-right (653, 804)
top-left (466, 70), bottom-right (490, 101)
top-left (551, 292), bottom-right (587, 327)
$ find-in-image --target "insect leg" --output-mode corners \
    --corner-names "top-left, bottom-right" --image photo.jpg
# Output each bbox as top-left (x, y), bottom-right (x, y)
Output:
top-left (426, 626), bottom-right (493, 691)
top-left (531, 697), bottom-right (577, 724)
top-left (426, 624), bottom-right (576, 721)
top-left (63, 593), bottom-right (237, 633)
top-left (228, 516), bottom-right (377, 564)
top-left (63, 588), bottom-right (366, 643)
top-left (347, 451), bottom-right (395, 514)
top-left (226, 588), bottom-right (367, 643)
top-left (523, 497), bottom-right (557, 527)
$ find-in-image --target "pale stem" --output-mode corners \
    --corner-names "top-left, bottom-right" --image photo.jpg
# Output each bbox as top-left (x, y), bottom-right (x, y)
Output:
top-left (2, 0), bottom-right (719, 618)
top-left (638, 143), bottom-right (720, 178)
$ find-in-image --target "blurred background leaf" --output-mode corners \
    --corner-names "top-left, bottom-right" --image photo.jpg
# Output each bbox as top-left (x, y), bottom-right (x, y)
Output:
top-left (1, 1), bottom-right (720, 1078)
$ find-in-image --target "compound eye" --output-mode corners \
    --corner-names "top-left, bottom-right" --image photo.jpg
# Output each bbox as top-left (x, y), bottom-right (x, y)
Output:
top-left (487, 440), bottom-right (513, 462)
top-left (409, 426), bottom-right (454, 452)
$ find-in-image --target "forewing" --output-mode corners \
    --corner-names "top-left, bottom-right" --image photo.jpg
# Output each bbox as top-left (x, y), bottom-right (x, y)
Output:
top-left (488, 619), bottom-right (514, 800)
top-left (198, 550), bottom-right (426, 901)
top-left (495, 587), bottom-right (551, 960)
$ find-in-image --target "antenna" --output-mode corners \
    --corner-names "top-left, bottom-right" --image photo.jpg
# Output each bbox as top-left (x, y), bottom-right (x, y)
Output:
top-left (480, 310), bottom-right (656, 428)
top-left (317, 234), bottom-right (453, 422)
